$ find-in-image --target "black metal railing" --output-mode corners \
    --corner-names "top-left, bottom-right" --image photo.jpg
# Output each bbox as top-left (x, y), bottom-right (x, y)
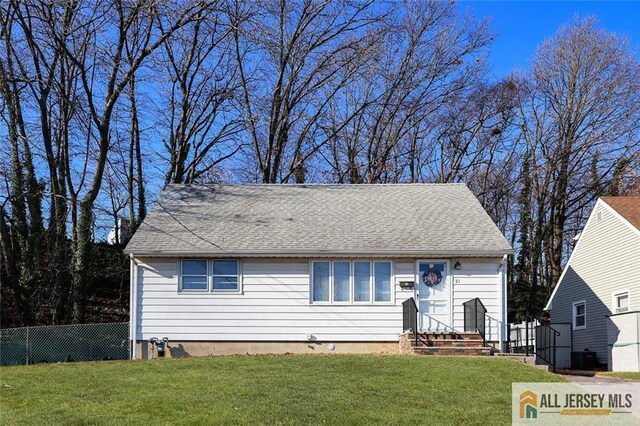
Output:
top-left (402, 297), bottom-right (418, 347)
top-left (535, 323), bottom-right (561, 372)
top-left (463, 297), bottom-right (487, 346)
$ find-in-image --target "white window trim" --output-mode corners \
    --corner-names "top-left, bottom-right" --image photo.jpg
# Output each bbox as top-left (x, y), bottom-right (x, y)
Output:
top-left (310, 260), bottom-right (394, 306)
top-left (211, 259), bottom-right (242, 294)
top-left (572, 300), bottom-right (586, 330)
top-left (310, 261), bottom-right (332, 303)
top-left (612, 290), bottom-right (630, 314)
top-left (178, 259), bottom-right (243, 294)
top-left (179, 259), bottom-right (209, 292)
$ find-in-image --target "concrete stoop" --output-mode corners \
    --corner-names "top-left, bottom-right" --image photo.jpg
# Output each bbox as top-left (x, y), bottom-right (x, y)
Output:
top-left (495, 353), bottom-right (550, 370)
top-left (400, 332), bottom-right (494, 356)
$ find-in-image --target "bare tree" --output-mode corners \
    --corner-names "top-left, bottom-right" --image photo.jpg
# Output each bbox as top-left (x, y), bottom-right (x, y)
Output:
top-left (231, 0), bottom-right (386, 183)
top-left (517, 17), bottom-right (640, 297)
top-left (56, 0), bottom-right (216, 321)
top-left (159, 5), bottom-right (244, 184)
top-left (323, 1), bottom-right (493, 184)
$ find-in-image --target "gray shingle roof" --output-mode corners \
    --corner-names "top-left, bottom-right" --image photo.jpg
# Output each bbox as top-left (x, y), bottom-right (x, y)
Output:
top-left (124, 184), bottom-right (513, 257)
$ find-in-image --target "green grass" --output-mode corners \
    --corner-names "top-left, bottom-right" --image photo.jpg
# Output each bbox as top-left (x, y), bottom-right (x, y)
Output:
top-left (1, 355), bottom-right (562, 425)
top-left (597, 371), bottom-right (640, 381)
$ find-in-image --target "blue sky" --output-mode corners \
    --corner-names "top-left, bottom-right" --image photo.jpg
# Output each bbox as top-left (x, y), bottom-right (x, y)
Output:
top-left (457, 1), bottom-right (640, 78)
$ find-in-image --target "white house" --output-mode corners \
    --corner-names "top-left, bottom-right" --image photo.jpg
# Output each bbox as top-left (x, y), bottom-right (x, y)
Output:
top-left (124, 184), bottom-right (512, 359)
top-left (545, 197), bottom-right (640, 371)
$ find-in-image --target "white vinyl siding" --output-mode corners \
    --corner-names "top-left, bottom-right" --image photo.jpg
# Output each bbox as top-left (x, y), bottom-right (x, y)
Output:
top-left (450, 259), bottom-right (503, 342)
top-left (135, 258), bottom-right (414, 342)
top-left (133, 257), bottom-right (504, 342)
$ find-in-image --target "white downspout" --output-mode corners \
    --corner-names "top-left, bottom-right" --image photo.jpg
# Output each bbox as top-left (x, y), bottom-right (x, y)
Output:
top-left (129, 254), bottom-right (137, 360)
top-left (500, 254), bottom-right (508, 353)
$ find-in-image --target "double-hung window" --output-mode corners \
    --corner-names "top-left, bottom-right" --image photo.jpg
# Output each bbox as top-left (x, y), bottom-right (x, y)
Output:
top-left (212, 260), bottom-right (239, 291)
top-left (573, 301), bottom-right (586, 330)
top-left (311, 260), bottom-right (392, 304)
top-left (180, 260), bottom-right (209, 291)
top-left (180, 259), bottom-right (240, 293)
top-left (613, 291), bottom-right (629, 314)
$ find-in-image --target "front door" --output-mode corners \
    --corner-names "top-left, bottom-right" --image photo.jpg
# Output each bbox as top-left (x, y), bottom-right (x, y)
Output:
top-left (416, 261), bottom-right (451, 331)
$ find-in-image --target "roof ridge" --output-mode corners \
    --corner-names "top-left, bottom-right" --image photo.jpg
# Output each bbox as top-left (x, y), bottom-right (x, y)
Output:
top-left (164, 183), bottom-right (468, 187)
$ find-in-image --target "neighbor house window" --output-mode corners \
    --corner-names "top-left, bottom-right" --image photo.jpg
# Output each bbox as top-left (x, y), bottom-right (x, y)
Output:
top-left (613, 291), bottom-right (629, 314)
top-left (212, 260), bottom-right (239, 291)
top-left (311, 260), bottom-right (392, 304)
top-left (180, 260), bottom-right (208, 291)
top-left (573, 301), bottom-right (586, 330)
top-left (179, 259), bottom-right (241, 293)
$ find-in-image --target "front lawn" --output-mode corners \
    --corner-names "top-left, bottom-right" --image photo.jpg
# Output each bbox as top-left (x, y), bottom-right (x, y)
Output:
top-left (1, 355), bottom-right (562, 425)
top-left (597, 371), bottom-right (640, 381)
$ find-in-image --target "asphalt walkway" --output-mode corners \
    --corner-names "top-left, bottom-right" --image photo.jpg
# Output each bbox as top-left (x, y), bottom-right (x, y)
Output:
top-left (560, 373), bottom-right (640, 420)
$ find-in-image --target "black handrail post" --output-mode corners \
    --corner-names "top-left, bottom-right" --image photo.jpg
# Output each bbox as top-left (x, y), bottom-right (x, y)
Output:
top-left (525, 316), bottom-right (529, 357)
top-left (413, 298), bottom-right (418, 347)
top-left (475, 298), bottom-right (479, 332)
top-left (552, 332), bottom-right (556, 372)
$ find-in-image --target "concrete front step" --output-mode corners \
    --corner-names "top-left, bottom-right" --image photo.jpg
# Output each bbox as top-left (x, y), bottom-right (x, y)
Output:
top-left (496, 354), bottom-right (550, 370)
top-left (413, 332), bottom-right (482, 341)
top-left (418, 331), bottom-right (482, 340)
top-left (411, 346), bottom-right (494, 356)
top-left (412, 339), bottom-right (485, 348)
top-left (399, 332), bottom-right (491, 355)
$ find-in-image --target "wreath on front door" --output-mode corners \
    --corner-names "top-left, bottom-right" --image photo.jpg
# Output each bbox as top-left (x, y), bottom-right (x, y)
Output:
top-left (422, 266), bottom-right (442, 287)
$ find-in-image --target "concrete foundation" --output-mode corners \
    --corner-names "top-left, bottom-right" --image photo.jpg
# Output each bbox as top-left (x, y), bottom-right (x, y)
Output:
top-left (135, 340), bottom-right (398, 359)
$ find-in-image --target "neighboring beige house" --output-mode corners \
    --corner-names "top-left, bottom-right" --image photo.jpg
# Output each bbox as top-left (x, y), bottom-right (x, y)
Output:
top-left (124, 184), bottom-right (512, 359)
top-left (545, 197), bottom-right (640, 370)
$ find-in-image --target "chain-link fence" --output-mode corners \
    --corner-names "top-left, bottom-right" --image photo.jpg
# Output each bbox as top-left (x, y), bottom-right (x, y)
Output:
top-left (0, 322), bottom-right (129, 366)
